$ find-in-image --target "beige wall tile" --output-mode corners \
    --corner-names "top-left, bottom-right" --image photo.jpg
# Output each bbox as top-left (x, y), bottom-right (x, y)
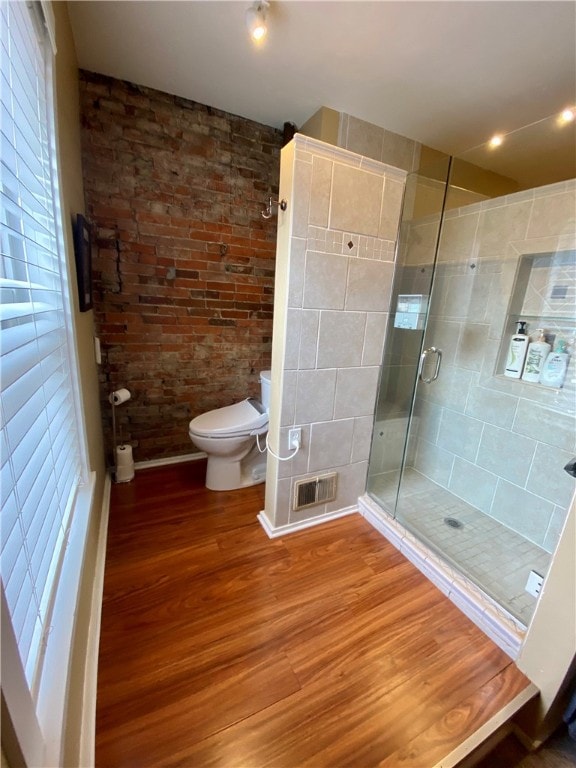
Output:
top-left (303, 250), bottom-right (348, 309)
top-left (298, 310), bottom-right (320, 369)
top-left (351, 416), bottom-right (374, 463)
top-left (334, 367), bottom-right (380, 419)
top-left (544, 503), bottom-right (573, 552)
top-left (274, 478), bottom-right (292, 527)
top-left (449, 457), bottom-right (498, 514)
top-left (330, 164), bottom-right (383, 237)
top-left (280, 370), bottom-right (297, 426)
top-left (413, 438), bottom-right (454, 487)
top-left (490, 480), bottom-right (555, 547)
top-left (437, 409), bottom-right (484, 463)
top-left (424, 318), bottom-right (461, 366)
top-left (379, 178), bottom-right (404, 241)
top-left (455, 322), bottom-right (491, 372)
top-left (308, 419), bottom-right (355, 472)
top-left (382, 129), bottom-right (418, 171)
top-left (309, 156), bottom-right (333, 227)
top-left (289, 496), bottom-right (328, 524)
top-left (362, 312), bottom-right (388, 366)
top-left (294, 368), bottom-right (337, 424)
top-left (477, 424), bottom-right (537, 486)
top-left (317, 310), bottom-right (366, 368)
top-left (345, 116), bottom-right (384, 162)
top-left (476, 201), bottom-right (532, 257)
top-left (287, 237), bottom-right (306, 308)
top-left (292, 158), bottom-right (312, 237)
top-left (345, 258), bottom-right (394, 312)
top-left (465, 385), bottom-right (518, 430)
top-left (425, 364), bottom-right (475, 412)
top-left (284, 308), bottom-right (302, 370)
top-left (326, 461), bottom-right (369, 512)
top-left (437, 212), bottom-right (480, 262)
top-left (526, 443), bottom-right (575, 508)
top-left (440, 272), bottom-right (494, 322)
top-left (528, 190), bottom-right (576, 239)
top-left (513, 400), bottom-right (576, 453)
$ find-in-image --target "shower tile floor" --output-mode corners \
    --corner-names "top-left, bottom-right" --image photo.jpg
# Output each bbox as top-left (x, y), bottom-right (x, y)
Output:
top-left (368, 468), bottom-right (551, 627)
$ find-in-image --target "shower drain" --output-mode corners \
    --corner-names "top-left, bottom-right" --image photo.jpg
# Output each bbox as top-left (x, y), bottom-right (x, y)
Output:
top-left (444, 517), bottom-right (464, 529)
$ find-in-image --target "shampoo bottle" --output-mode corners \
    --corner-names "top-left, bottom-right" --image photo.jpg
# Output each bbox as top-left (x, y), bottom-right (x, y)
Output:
top-left (539, 340), bottom-right (570, 388)
top-left (521, 329), bottom-right (551, 383)
top-left (504, 321), bottom-right (529, 378)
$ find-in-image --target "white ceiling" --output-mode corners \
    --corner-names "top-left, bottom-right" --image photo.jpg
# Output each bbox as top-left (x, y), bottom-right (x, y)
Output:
top-left (67, 1), bottom-right (576, 157)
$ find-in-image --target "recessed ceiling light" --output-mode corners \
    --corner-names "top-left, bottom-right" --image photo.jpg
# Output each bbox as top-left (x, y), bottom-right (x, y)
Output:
top-left (489, 134), bottom-right (504, 148)
top-left (560, 108), bottom-right (575, 123)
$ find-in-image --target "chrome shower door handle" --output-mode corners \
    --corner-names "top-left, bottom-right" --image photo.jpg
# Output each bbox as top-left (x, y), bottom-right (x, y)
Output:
top-left (418, 347), bottom-right (442, 384)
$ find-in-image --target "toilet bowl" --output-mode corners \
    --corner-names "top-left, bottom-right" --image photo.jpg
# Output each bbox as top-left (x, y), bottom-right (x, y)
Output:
top-left (188, 371), bottom-right (271, 491)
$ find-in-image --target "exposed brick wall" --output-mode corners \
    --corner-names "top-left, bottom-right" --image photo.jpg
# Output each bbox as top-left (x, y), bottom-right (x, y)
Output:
top-left (79, 71), bottom-right (282, 462)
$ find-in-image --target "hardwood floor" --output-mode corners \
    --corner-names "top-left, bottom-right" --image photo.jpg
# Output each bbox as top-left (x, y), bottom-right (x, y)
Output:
top-left (96, 460), bottom-right (533, 767)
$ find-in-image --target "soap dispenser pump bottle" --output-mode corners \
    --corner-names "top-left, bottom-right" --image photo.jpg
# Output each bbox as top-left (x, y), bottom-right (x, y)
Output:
top-left (539, 340), bottom-right (570, 388)
top-left (522, 329), bottom-right (551, 383)
top-left (505, 321), bottom-right (529, 379)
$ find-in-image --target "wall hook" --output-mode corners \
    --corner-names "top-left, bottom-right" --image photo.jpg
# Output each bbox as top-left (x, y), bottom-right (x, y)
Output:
top-left (261, 196), bottom-right (288, 219)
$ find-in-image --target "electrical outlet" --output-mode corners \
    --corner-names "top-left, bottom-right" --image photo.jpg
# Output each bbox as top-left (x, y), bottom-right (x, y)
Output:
top-left (288, 428), bottom-right (301, 450)
top-left (525, 570), bottom-right (543, 598)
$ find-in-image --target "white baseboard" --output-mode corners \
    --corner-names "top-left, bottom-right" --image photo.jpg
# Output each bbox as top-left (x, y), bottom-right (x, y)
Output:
top-left (134, 451), bottom-right (206, 470)
top-left (358, 494), bottom-right (525, 659)
top-left (257, 505), bottom-right (357, 539)
top-left (77, 472), bottom-right (111, 768)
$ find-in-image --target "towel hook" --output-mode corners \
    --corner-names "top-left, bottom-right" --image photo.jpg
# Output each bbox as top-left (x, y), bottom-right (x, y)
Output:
top-left (261, 196), bottom-right (288, 219)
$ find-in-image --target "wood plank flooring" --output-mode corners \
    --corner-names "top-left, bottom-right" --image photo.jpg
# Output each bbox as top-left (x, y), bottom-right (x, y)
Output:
top-left (96, 460), bottom-right (533, 767)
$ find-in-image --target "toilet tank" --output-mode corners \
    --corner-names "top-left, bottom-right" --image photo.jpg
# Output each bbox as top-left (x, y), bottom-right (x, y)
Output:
top-left (260, 370), bottom-right (271, 412)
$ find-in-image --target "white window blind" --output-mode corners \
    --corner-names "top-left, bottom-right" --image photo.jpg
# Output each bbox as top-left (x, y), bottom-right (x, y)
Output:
top-left (1, 0), bottom-right (84, 694)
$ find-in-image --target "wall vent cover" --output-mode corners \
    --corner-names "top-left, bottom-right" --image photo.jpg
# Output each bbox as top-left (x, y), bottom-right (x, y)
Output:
top-left (293, 472), bottom-right (338, 511)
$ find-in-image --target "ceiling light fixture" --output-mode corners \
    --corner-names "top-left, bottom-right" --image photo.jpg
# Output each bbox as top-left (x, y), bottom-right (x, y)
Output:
top-left (560, 107), bottom-right (575, 123)
top-left (489, 134), bottom-right (504, 148)
top-left (246, 1), bottom-right (269, 42)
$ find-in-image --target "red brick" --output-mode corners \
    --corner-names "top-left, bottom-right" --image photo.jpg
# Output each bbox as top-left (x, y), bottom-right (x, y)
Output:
top-left (80, 69), bottom-right (281, 462)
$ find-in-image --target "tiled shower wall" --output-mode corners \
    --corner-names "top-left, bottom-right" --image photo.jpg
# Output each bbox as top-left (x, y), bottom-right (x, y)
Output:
top-left (338, 113), bottom-right (421, 173)
top-left (263, 134), bottom-right (405, 530)
top-left (79, 71), bottom-right (282, 461)
top-left (408, 179), bottom-right (576, 551)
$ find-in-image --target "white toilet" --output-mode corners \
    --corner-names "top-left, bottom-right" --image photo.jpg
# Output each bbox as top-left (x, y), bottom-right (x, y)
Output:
top-left (188, 370), bottom-right (271, 491)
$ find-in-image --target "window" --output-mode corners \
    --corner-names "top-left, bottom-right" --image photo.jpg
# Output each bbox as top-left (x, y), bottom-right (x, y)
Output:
top-left (1, 1), bottom-right (89, 763)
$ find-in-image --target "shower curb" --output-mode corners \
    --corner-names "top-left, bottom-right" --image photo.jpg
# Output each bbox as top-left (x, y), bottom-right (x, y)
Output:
top-left (358, 494), bottom-right (526, 659)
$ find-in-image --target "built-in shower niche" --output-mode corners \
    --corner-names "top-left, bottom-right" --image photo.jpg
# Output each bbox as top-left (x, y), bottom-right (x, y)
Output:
top-left (496, 250), bottom-right (576, 391)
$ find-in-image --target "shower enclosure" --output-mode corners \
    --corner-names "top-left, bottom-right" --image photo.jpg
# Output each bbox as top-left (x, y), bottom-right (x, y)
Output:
top-left (367, 114), bottom-right (576, 629)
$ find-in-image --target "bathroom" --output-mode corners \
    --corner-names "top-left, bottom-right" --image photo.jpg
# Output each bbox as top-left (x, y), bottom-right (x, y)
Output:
top-left (80, 57), bottom-right (576, 715)
top-left (4, 2), bottom-right (574, 765)
top-left (70, 6), bottom-right (574, 760)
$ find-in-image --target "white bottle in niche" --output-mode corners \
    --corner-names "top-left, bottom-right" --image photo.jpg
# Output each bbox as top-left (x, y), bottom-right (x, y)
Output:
top-left (504, 321), bottom-right (529, 378)
top-left (539, 340), bottom-right (570, 388)
top-left (521, 329), bottom-right (551, 383)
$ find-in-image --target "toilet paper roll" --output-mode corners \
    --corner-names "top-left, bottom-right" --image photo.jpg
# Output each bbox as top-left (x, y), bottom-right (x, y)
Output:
top-left (109, 388), bottom-right (131, 405)
top-left (115, 444), bottom-right (135, 483)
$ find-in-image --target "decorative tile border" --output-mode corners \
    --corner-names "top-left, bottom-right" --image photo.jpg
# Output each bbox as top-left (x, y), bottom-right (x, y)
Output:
top-left (305, 225), bottom-right (396, 262)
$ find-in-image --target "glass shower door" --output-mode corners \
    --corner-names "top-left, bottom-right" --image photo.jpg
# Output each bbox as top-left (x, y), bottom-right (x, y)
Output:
top-left (392, 150), bottom-right (576, 626)
top-left (366, 155), bottom-right (451, 510)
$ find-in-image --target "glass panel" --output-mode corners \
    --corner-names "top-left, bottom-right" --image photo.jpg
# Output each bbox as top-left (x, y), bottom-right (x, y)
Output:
top-left (391, 112), bottom-right (576, 628)
top-left (367, 153), bottom-right (451, 510)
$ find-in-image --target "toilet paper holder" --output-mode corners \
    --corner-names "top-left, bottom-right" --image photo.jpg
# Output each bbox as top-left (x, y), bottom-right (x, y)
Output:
top-left (109, 388), bottom-right (134, 482)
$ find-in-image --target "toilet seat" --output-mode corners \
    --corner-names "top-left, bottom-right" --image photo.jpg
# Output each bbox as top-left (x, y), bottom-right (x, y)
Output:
top-left (189, 398), bottom-right (268, 439)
